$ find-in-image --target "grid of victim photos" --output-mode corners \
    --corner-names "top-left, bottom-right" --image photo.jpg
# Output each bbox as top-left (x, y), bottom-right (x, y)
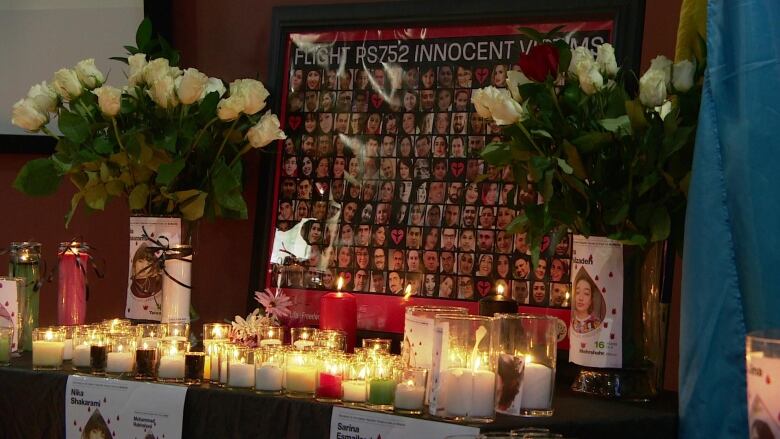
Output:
top-left (276, 60), bottom-right (572, 309)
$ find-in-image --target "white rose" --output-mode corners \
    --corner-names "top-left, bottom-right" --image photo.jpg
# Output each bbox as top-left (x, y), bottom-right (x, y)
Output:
top-left (11, 98), bottom-right (48, 132)
top-left (147, 75), bottom-right (178, 109)
top-left (200, 77), bottom-right (226, 100)
top-left (650, 55), bottom-right (673, 87)
top-left (246, 111), bottom-right (286, 148)
top-left (127, 53), bottom-right (147, 85)
top-left (93, 85), bottom-right (122, 117)
top-left (470, 86), bottom-right (525, 125)
top-left (506, 70), bottom-right (531, 102)
top-left (175, 68), bottom-right (208, 105)
top-left (217, 96), bottom-right (244, 121)
top-left (143, 58), bottom-right (172, 85)
top-left (74, 58), bottom-right (105, 89)
top-left (655, 100), bottom-right (673, 120)
top-left (52, 68), bottom-right (83, 101)
top-left (27, 81), bottom-right (58, 114)
top-left (596, 43), bottom-right (619, 77)
top-left (568, 46), bottom-right (594, 75)
top-left (574, 59), bottom-right (604, 95)
top-left (672, 59), bottom-right (695, 92)
top-left (639, 68), bottom-right (667, 107)
top-left (230, 79), bottom-right (269, 115)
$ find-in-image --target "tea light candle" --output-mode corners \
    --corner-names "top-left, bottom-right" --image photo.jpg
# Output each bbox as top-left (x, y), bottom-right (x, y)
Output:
top-left (368, 378), bottom-right (396, 406)
top-left (520, 361), bottom-right (553, 409)
top-left (32, 328), bottom-right (65, 369)
top-left (286, 365), bottom-right (317, 394)
top-left (228, 362), bottom-right (255, 388)
top-left (394, 381), bottom-right (425, 411)
top-left (342, 380), bottom-right (367, 403)
top-left (259, 339), bottom-right (282, 347)
top-left (106, 350), bottom-right (134, 373)
top-left (220, 360), bottom-right (228, 384)
top-left (255, 363), bottom-right (284, 392)
top-left (73, 344), bottom-right (91, 368)
top-left (293, 340), bottom-right (314, 349)
top-left (159, 354), bottom-right (185, 379)
top-left (319, 277), bottom-right (357, 352)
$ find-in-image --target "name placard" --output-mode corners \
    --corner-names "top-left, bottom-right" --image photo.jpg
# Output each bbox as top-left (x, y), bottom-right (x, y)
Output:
top-left (330, 406), bottom-right (479, 439)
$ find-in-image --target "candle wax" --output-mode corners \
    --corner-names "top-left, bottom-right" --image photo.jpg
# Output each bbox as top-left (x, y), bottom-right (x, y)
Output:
top-left (184, 354), bottom-right (205, 382)
top-left (520, 363), bottom-right (553, 409)
top-left (135, 349), bottom-right (156, 378)
top-left (259, 339), bottom-right (282, 347)
top-left (106, 352), bottom-right (134, 373)
top-left (319, 292), bottom-right (357, 352)
top-left (316, 372), bottom-right (343, 400)
top-left (368, 379), bottom-right (396, 405)
top-left (32, 340), bottom-right (64, 367)
top-left (286, 365), bottom-right (316, 394)
top-left (255, 363), bottom-right (283, 391)
top-left (394, 382), bottom-right (425, 410)
top-left (228, 362), bottom-right (255, 388)
top-left (342, 380), bottom-right (367, 402)
top-left (0, 337), bottom-right (11, 364)
top-left (442, 368), bottom-right (496, 418)
top-left (158, 355), bottom-right (185, 379)
top-left (72, 344), bottom-right (91, 367)
top-left (63, 339), bottom-right (73, 361)
top-left (293, 340), bottom-right (314, 349)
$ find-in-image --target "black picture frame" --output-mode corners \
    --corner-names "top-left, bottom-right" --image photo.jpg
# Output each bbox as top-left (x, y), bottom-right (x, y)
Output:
top-left (248, 0), bottom-right (646, 310)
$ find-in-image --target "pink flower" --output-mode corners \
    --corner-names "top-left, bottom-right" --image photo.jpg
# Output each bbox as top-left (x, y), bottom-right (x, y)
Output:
top-left (255, 289), bottom-right (292, 320)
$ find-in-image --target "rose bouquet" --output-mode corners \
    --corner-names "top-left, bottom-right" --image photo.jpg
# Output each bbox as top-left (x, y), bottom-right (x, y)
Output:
top-left (11, 19), bottom-right (285, 226)
top-left (474, 28), bottom-right (702, 263)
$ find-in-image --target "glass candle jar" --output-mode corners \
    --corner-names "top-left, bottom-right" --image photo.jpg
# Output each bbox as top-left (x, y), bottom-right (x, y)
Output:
top-left (101, 318), bottom-right (132, 332)
top-left (285, 350), bottom-right (317, 398)
top-left (9, 242), bottom-right (42, 351)
top-left (362, 338), bottom-right (392, 355)
top-left (493, 314), bottom-right (557, 417)
top-left (254, 347), bottom-right (285, 394)
top-left (203, 323), bottom-right (230, 342)
top-left (227, 347), bottom-right (255, 389)
top-left (90, 335), bottom-right (109, 375)
top-left (315, 329), bottom-right (347, 352)
top-left (368, 355), bottom-right (399, 410)
top-left (160, 245), bottom-right (192, 324)
top-left (291, 327), bottom-right (318, 350)
top-left (403, 306), bottom-right (468, 368)
top-left (32, 327), bottom-right (65, 370)
top-left (106, 334), bottom-right (135, 376)
top-left (316, 353), bottom-right (345, 402)
top-left (342, 356), bottom-right (369, 404)
top-left (259, 325), bottom-right (284, 347)
top-left (218, 343), bottom-right (235, 386)
top-left (57, 242), bottom-right (90, 325)
top-left (437, 315), bottom-right (495, 423)
top-left (58, 325), bottom-right (77, 361)
top-left (184, 352), bottom-right (206, 385)
top-left (135, 323), bottom-right (162, 349)
top-left (161, 322), bottom-right (190, 342)
top-left (394, 368), bottom-right (428, 414)
top-left (135, 341), bottom-right (158, 381)
top-left (0, 327), bottom-right (13, 366)
top-left (204, 341), bottom-right (222, 382)
top-left (157, 339), bottom-right (188, 382)
top-left (72, 325), bottom-right (101, 371)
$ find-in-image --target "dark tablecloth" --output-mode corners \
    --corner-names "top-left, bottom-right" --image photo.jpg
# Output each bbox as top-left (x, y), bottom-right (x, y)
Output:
top-left (0, 354), bottom-right (677, 439)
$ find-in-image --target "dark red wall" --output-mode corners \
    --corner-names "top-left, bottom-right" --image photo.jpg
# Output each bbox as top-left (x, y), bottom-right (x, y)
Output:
top-left (0, 0), bottom-right (682, 388)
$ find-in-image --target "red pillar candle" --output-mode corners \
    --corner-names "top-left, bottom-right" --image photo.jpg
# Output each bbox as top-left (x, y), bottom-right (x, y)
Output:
top-left (319, 277), bottom-right (357, 352)
top-left (57, 242), bottom-right (89, 325)
top-left (316, 371), bottom-right (343, 400)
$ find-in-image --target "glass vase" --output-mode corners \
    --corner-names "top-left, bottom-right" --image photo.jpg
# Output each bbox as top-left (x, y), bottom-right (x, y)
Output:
top-left (8, 242), bottom-right (42, 351)
top-left (57, 241), bottom-right (90, 325)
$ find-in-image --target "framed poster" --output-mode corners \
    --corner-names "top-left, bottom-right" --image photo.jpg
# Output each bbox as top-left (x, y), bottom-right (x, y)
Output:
top-left (250, 0), bottom-right (646, 335)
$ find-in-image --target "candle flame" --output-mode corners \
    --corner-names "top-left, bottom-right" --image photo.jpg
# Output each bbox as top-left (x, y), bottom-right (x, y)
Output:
top-left (403, 284), bottom-right (413, 300)
top-left (525, 354), bottom-right (534, 364)
top-left (213, 326), bottom-right (223, 338)
top-left (336, 276), bottom-right (344, 291)
top-left (174, 328), bottom-right (180, 336)
top-left (45, 330), bottom-right (53, 341)
top-left (472, 356), bottom-right (482, 371)
top-left (169, 346), bottom-right (178, 356)
top-left (406, 379), bottom-right (414, 386)
top-left (117, 345), bottom-right (124, 353)
top-left (496, 284), bottom-right (505, 296)
top-left (142, 342), bottom-right (149, 350)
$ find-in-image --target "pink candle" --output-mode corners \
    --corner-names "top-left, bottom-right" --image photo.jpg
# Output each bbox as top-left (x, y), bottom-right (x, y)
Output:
top-left (319, 278), bottom-right (357, 352)
top-left (57, 243), bottom-right (89, 325)
top-left (316, 372), bottom-right (343, 400)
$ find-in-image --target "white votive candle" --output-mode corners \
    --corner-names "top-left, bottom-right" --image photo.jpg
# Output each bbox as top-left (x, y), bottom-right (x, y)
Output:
top-left (520, 362), bottom-right (553, 409)
top-left (209, 355), bottom-right (220, 381)
top-left (220, 360), bottom-right (228, 383)
top-left (32, 341), bottom-right (64, 367)
top-left (259, 339), bottom-right (282, 347)
top-left (255, 363), bottom-right (284, 391)
top-left (442, 368), bottom-right (496, 418)
top-left (471, 370), bottom-right (496, 417)
top-left (286, 365), bottom-right (317, 393)
top-left (394, 382), bottom-right (425, 410)
top-left (106, 351), bottom-right (134, 373)
top-left (228, 362), bottom-right (255, 388)
top-left (293, 340), bottom-right (315, 349)
top-left (63, 339), bottom-right (74, 361)
top-left (342, 380), bottom-right (367, 402)
top-left (72, 344), bottom-right (91, 367)
top-left (158, 355), bottom-right (185, 379)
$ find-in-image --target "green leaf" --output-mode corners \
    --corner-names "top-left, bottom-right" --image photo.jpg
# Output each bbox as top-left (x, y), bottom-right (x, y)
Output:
top-left (542, 170), bottom-right (554, 201)
top-left (556, 158), bottom-right (573, 174)
top-left (93, 136), bottom-right (114, 155)
top-left (554, 40), bottom-right (572, 73)
top-left (528, 156), bottom-right (551, 181)
top-left (105, 180), bottom-right (125, 196)
top-left (83, 183), bottom-right (108, 210)
top-left (649, 206), bottom-right (671, 242)
top-left (571, 132), bottom-right (613, 153)
top-left (518, 27), bottom-right (545, 41)
top-left (604, 203), bottom-right (629, 226)
top-left (64, 192), bottom-right (83, 228)
top-left (13, 158), bottom-right (62, 196)
top-left (562, 140), bottom-right (587, 179)
top-left (637, 172), bottom-right (661, 196)
top-left (599, 115), bottom-right (632, 136)
top-left (481, 142), bottom-right (511, 166)
top-left (129, 184), bottom-right (149, 210)
top-left (161, 126), bottom-right (178, 153)
top-left (625, 99), bottom-right (649, 131)
top-left (58, 110), bottom-right (90, 144)
top-left (135, 18), bottom-right (153, 50)
top-left (177, 191), bottom-right (207, 221)
top-left (156, 159), bottom-right (185, 186)
top-left (198, 91), bottom-right (220, 123)
top-left (505, 214), bottom-right (528, 234)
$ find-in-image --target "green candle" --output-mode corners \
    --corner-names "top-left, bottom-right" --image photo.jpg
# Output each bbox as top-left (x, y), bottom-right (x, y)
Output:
top-left (9, 262), bottom-right (40, 352)
top-left (0, 336), bottom-right (10, 365)
top-left (368, 379), bottom-right (396, 406)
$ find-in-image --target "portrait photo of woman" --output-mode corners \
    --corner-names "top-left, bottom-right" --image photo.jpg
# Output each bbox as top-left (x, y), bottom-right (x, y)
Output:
top-left (572, 267), bottom-right (607, 334)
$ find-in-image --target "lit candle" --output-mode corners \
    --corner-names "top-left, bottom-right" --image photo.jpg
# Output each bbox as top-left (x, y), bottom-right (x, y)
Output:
top-left (520, 357), bottom-right (553, 410)
top-left (259, 339), bottom-right (282, 347)
top-left (293, 340), bottom-right (314, 349)
top-left (316, 363), bottom-right (343, 401)
top-left (106, 347), bottom-right (134, 373)
top-left (135, 345), bottom-right (157, 380)
top-left (90, 345), bottom-right (108, 373)
top-left (319, 277), bottom-right (357, 352)
top-left (57, 243), bottom-right (88, 325)
top-left (158, 347), bottom-right (185, 380)
top-left (72, 343), bottom-right (91, 368)
top-left (228, 362), bottom-right (255, 388)
top-left (184, 352), bottom-right (206, 384)
top-left (32, 329), bottom-right (65, 369)
top-left (255, 363), bottom-right (284, 392)
top-left (63, 338), bottom-right (73, 361)
top-left (394, 380), bottom-right (425, 411)
top-left (478, 283), bottom-right (518, 317)
top-left (0, 332), bottom-right (10, 365)
top-left (342, 380), bottom-right (367, 403)
top-left (442, 359), bottom-right (496, 418)
top-left (286, 353), bottom-right (317, 396)
top-left (368, 378), bottom-right (396, 406)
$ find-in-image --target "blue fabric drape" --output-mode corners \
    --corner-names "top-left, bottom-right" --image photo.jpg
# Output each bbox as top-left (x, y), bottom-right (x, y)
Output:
top-left (680, 1), bottom-right (780, 438)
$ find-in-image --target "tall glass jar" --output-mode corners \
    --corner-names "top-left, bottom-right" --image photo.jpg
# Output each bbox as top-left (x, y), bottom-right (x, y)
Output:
top-left (161, 245), bottom-right (192, 324)
top-left (57, 242), bottom-right (90, 325)
top-left (8, 242), bottom-right (42, 351)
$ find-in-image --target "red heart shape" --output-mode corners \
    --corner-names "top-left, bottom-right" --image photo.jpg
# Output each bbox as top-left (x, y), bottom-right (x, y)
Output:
top-left (603, 322), bottom-right (608, 328)
top-left (3, 301), bottom-right (8, 306)
top-left (107, 419), bottom-right (110, 424)
top-left (143, 305), bottom-right (149, 310)
top-left (602, 287), bottom-right (606, 293)
top-left (391, 228), bottom-right (405, 245)
top-left (450, 161), bottom-right (464, 177)
top-left (477, 280), bottom-right (491, 296)
top-left (612, 308), bottom-right (617, 315)
top-left (540, 236), bottom-right (550, 253)
top-left (610, 333), bottom-right (615, 340)
top-left (370, 93), bottom-right (384, 109)
top-left (766, 375), bottom-right (771, 385)
top-left (609, 272), bottom-right (613, 278)
top-left (315, 182), bottom-right (329, 195)
top-left (594, 275), bottom-right (599, 281)
top-left (10, 312), bottom-right (14, 317)
top-left (288, 115), bottom-right (302, 130)
top-left (475, 67), bottom-right (489, 84)
top-left (580, 342), bottom-right (586, 349)
top-left (338, 271), bottom-right (352, 284)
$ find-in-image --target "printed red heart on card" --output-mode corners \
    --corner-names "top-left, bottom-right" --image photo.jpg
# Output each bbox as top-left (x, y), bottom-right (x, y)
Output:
top-left (450, 162), bottom-right (464, 177)
top-left (477, 280), bottom-right (491, 296)
top-left (288, 115), bottom-right (302, 130)
top-left (371, 93), bottom-right (384, 109)
top-left (10, 312), bottom-right (14, 317)
top-left (595, 275), bottom-right (599, 281)
top-left (612, 308), bottom-right (617, 315)
top-left (73, 421), bottom-right (76, 426)
top-left (391, 228), bottom-right (405, 245)
top-left (475, 67), bottom-right (489, 84)
top-left (79, 428), bottom-right (82, 433)
top-left (609, 272), bottom-right (613, 278)
top-left (107, 419), bottom-right (110, 425)
top-left (338, 272), bottom-right (352, 285)
top-left (610, 333), bottom-right (615, 340)
top-left (143, 305), bottom-right (148, 310)
top-left (603, 322), bottom-right (609, 328)
top-left (116, 416), bottom-right (120, 421)
top-left (88, 407), bottom-right (91, 412)
top-left (580, 342), bottom-right (586, 349)
top-left (4, 301), bottom-right (7, 306)
top-left (602, 287), bottom-right (606, 293)
top-left (540, 236), bottom-right (550, 253)
top-left (767, 375), bottom-right (771, 385)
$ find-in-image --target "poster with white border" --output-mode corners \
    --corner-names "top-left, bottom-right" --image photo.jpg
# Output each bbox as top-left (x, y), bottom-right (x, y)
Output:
top-left (126, 217), bottom-right (181, 320)
top-left (66, 375), bottom-right (187, 439)
top-left (0, 277), bottom-right (20, 352)
top-left (568, 235), bottom-right (623, 368)
top-left (747, 353), bottom-right (780, 438)
top-left (330, 407), bottom-right (479, 439)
